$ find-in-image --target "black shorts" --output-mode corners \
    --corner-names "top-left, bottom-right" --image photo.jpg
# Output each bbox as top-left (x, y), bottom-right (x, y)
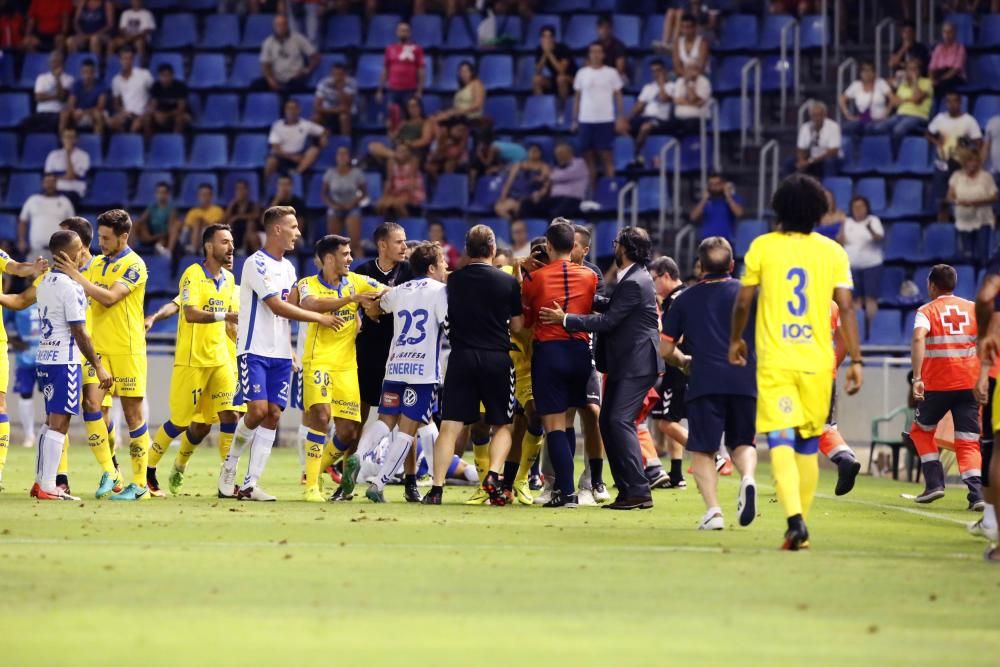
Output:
top-left (357, 353), bottom-right (389, 408)
top-left (686, 394), bottom-right (757, 454)
top-left (441, 348), bottom-right (515, 426)
top-left (914, 389), bottom-right (979, 441)
top-left (826, 379), bottom-right (838, 427)
top-left (650, 372), bottom-right (686, 422)
top-left (530, 340), bottom-right (592, 416)
top-left (586, 367), bottom-right (602, 406)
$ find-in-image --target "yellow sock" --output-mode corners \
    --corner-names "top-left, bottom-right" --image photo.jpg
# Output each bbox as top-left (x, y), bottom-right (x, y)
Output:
top-left (58, 434), bottom-right (69, 475)
top-left (770, 445), bottom-right (802, 518)
top-left (175, 431), bottom-right (197, 471)
top-left (515, 431), bottom-right (543, 483)
top-left (0, 417), bottom-right (9, 476)
top-left (148, 423), bottom-right (178, 468)
top-left (319, 441), bottom-right (337, 472)
top-left (218, 424), bottom-right (235, 462)
top-left (473, 443), bottom-right (490, 483)
top-left (304, 429), bottom-right (325, 488)
top-left (795, 452), bottom-right (819, 520)
top-left (84, 412), bottom-right (117, 476)
top-left (129, 424), bottom-right (150, 486)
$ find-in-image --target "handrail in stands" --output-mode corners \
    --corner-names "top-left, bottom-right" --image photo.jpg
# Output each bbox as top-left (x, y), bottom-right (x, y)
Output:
top-left (657, 138), bottom-right (681, 249)
top-left (874, 18), bottom-right (896, 81)
top-left (698, 98), bottom-right (721, 193)
top-left (739, 58), bottom-right (761, 151)
top-left (835, 58), bottom-right (857, 125)
top-left (780, 19), bottom-right (800, 117)
top-left (673, 224), bottom-right (696, 277)
top-left (757, 139), bottom-right (780, 220)
top-left (616, 180), bottom-right (637, 238)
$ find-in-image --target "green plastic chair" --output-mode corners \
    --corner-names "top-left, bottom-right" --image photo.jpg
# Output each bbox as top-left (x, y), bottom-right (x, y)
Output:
top-left (869, 405), bottom-right (916, 481)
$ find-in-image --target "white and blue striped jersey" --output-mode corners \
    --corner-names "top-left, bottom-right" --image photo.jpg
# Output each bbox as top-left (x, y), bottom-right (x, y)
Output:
top-left (237, 249), bottom-right (298, 359)
top-left (35, 271), bottom-right (88, 366)
top-left (381, 278), bottom-right (449, 384)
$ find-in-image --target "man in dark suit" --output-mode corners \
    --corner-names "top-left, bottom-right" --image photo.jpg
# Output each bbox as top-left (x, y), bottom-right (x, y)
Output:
top-left (540, 226), bottom-right (664, 509)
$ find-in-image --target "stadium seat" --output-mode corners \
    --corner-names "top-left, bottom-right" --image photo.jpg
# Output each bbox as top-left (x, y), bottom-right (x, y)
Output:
top-left (444, 14), bottom-right (479, 51)
top-left (640, 14), bottom-right (663, 51)
top-left (883, 222), bottom-right (921, 261)
top-left (714, 14), bottom-right (758, 52)
top-left (734, 219), bottom-right (768, 258)
top-left (853, 177), bottom-right (886, 215)
top-left (412, 14), bottom-right (443, 49)
top-left (240, 92), bottom-right (280, 129)
top-left (592, 221), bottom-right (617, 258)
top-left (199, 14), bottom-right (240, 49)
top-left (565, 15), bottom-right (599, 50)
top-left (440, 217), bottom-right (469, 245)
top-left (229, 53), bottom-right (261, 88)
top-left (523, 218), bottom-right (549, 238)
top-left (680, 135), bottom-right (709, 174)
top-left (149, 52), bottom-right (185, 80)
top-left (484, 95), bottom-right (517, 130)
top-left (364, 171), bottom-right (382, 203)
top-left (305, 172), bottom-right (325, 208)
top-left (964, 54), bottom-right (1000, 93)
top-left (712, 56), bottom-right (752, 94)
top-left (356, 134), bottom-right (388, 161)
top-left (221, 171), bottom-right (260, 202)
top-left (512, 55), bottom-right (536, 92)
top-left (106, 134), bottom-right (144, 169)
top-left (0, 56), bottom-right (11, 88)
top-left (955, 265), bottom-right (977, 300)
top-left (0, 213), bottom-right (16, 241)
top-left (799, 14), bottom-right (827, 49)
top-left (881, 179), bottom-right (926, 220)
top-left (613, 136), bottom-right (635, 171)
top-left (842, 135), bottom-right (892, 175)
top-left (880, 136), bottom-right (933, 176)
top-left (230, 133), bottom-right (269, 169)
top-left (520, 95), bottom-right (558, 130)
top-left (717, 96), bottom-right (745, 133)
top-left (548, 0), bottom-right (593, 10)
top-left (147, 134), bottom-right (186, 170)
top-left (760, 55), bottom-right (795, 92)
top-left (179, 173), bottom-right (219, 208)
top-left (356, 53), bottom-right (385, 89)
top-left (366, 14), bottom-right (401, 50)
top-left (636, 176), bottom-right (665, 214)
top-left (593, 177), bottom-right (627, 211)
top-left (361, 216), bottom-right (382, 242)
top-left (175, 254), bottom-right (202, 279)
top-left (324, 14), bottom-right (363, 49)
top-left (75, 133), bottom-right (101, 168)
top-left (522, 14), bottom-right (561, 48)
top-left (132, 171), bottom-right (172, 206)
top-left (973, 95), bottom-right (1000, 130)
top-left (982, 14), bottom-right (1000, 48)
top-left (189, 54), bottom-right (227, 90)
top-left (17, 52), bottom-right (47, 87)
top-left (877, 265), bottom-right (906, 305)
top-left (757, 14), bottom-right (796, 51)
top-left (434, 55), bottom-right (466, 92)
top-left (614, 15), bottom-right (641, 49)
top-left (194, 93), bottom-right (240, 129)
top-left (944, 13), bottom-right (974, 46)
top-left (400, 217), bottom-right (429, 241)
top-left (480, 55), bottom-right (513, 90)
top-left (83, 171), bottom-right (128, 208)
top-left (312, 135), bottom-right (352, 170)
top-left (425, 174), bottom-right (470, 211)
top-left (640, 135), bottom-right (678, 170)
top-left (3, 173), bottom-right (40, 208)
top-left (156, 13), bottom-right (197, 49)
top-left (822, 176), bottom-right (852, 213)
top-left (0, 93), bottom-right (30, 128)
top-left (144, 256), bottom-right (174, 295)
top-left (242, 14), bottom-right (276, 49)
top-left (918, 223), bottom-right (957, 262)
top-left (189, 134), bottom-right (229, 170)
top-left (865, 310), bottom-right (903, 346)
top-left (469, 174), bottom-right (505, 214)
top-left (480, 217), bottom-right (511, 245)
top-left (0, 133), bottom-right (16, 168)
top-left (493, 13), bottom-right (523, 44)
top-left (21, 133), bottom-right (58, 170)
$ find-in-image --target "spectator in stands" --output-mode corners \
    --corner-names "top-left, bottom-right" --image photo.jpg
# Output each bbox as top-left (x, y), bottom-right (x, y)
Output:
top-left (0, 0), bottom-right (25, 50)
top-left (434, 61), bottom-right (486, 126)
top-left (107, 45), bottom-right (152, 134)
top-left (929, 21), bottom-right (967, 100)
top-left (269, 174), bottom-right (308, 240)
top-left (66, 0), bottom-right (113, 59)
top-left (17, 173), bottom-right (74, 259)
top-left (533, 25), bottom-right (575, 109)
top-left (368, 97), bottom-right (436, 165)
top-left (885, 58), bottom-right (932, 149)
top-left (889, 20), bottom-right (930, 78)
top-left (425, 123), bottom-right (470, 181)
top-left (256, 14), bottom-right (319, 93)
top-left (839, 61), bottom-right (893, 141)
top-left (573, 42), bottom-right (625, 189)
top-left (690, 172), bottom-right (744, 244)
top-left (982, 113), bottom-right (1000, 191)
top-left (112, 0), bottom-right (155, 61)
top-left (60, 58), bottom-right (106, 136)
top-left (427, 220), bottom-right (461, 269)
top-left (322, 146), bottom-right (366, 254)
top-left (509, 219), bottom-right (530, 259)
top-left (837, 195), bottom-right (884, 328)
top-left (660, 1), bottom-right (719, 50)
top-left (265, 98), bottom-right (328, 179)
top-left (469, 126), bottom-right (502, 187)
top-left (376, 20), bottom-right (426, 116)
top-left (313, 62), bottom-right (357, 136)
top-left (29, 50), bottom-right (73, 133)
top-left (134, 182), bottom-right (177, 257)
top-left (928, 91), bottom-right (982, 204)
top-left (948, 148), bottom-right (998, 264)
top-left (493, 247), bottom-right (513, 268)
top-left (595, 14), bottom-right (628, 82)
top-left (43, 128), bottom-right (90, 205)
top-left (223, 178), bottom-right (261, 255)
top-left (181, 184), bottom-right (225, 255)
top-left (141, 63), bottom-right (189, 142)
top-left (668, 62), bottom-right (712, 137)
top-left (543, 143), bottom-right (588, 220)
top-left (629, 58), bottom-right (672, 164)
top-left (671, 13), bottom-right (710, 77)
top-left (494, 144), bottom-right (550, 220)
top-left (819, 187), bottom-right (847, 237)
top-left (794, 101), bottom-right (842, 179)
top-left (375, 143), bottom-right (426, 219)
top-left (287, 0), bottom-right (324, 45)
top-left (22, 0), bottom-right (72, 52)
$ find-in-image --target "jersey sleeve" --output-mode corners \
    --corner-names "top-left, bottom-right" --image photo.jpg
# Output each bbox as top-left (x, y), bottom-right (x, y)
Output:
top-left (832, 244), bottom-right (853, 289)
top-left (65, 283), bottom-right (88, 324)
top-left (179, 268), bottom-right (197, 307)
top-left (0, 249), bottom-right (10, 274)
top-left (119, 260), bottom-right (147, 292)
top-left (379, 287), bottom-right (395, 314)
top-left (662, 293), bottom-right (683, 342)
top-left (356, 273), bottom-right (381, 295)
top-left (296, 277), bottom-right (312, 302)
top-left (435, 286), bottom-right (449, 329)
top-left (741, 238), bottom-right (762, 287)
top-left (914, 307), bottom-right (931, 332)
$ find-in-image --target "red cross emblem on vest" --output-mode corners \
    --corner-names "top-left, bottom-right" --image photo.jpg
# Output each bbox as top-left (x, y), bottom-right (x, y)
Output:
top-left (940, 305), bottom-right (970, 335)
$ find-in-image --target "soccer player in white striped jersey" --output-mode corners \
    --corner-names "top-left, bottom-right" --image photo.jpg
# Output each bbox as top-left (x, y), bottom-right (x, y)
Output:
top-left (217, 206), bottom-right (342, 501)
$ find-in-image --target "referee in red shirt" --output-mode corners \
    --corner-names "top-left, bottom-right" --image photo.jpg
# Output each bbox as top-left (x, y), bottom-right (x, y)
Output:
top-left (522, 221), bottom-right (599, 507)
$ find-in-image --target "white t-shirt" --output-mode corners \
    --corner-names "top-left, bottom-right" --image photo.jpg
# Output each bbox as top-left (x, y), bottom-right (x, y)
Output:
top-left (268, 119), bottom-right (325, 154)
top-left (34, 71), bottom-right (74, 114)
top-left (112, 68), bottom-right (154, 116)
top-left (950, 168), bottom-right (998, 231)
top-left (44, 148), bottom-right (91, 197)
top-left (35, 271), bottom-right (88, 366)
top-left (670, 75), bottom-right (712, 120)
top-left (928, 112), bottom-right (982, 161)
top-left (841, 215), bottom-right (885, 269)
top-left (118, 8), bottom-right (156, 37)
top-left (987, 116), bottom-right (1000, 173)
top-left (573, 66), bottom-right (623, 124)
top-left (842, 78), bottom-right (892, 120)
top-left (381, 277), bottom-right (449, 385)
top-left (19, 194), bottom-right (75, 255)
top-left (797, 118), bottom-right (843, 160)
top-left (637, 82), bottom-right (671, 121)
top-left (237, 249), bottom-right (298, 359)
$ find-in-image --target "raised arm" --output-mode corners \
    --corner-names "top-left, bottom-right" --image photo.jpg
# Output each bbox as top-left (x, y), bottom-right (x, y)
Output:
top-left (562, 279), bottom-right (641, 334)
top-left (0, 284), bottom-right (39, 311)
top-left (53, 252), bottom-right (129, 308)
top-left (145, 298), bottom-right (179, 332)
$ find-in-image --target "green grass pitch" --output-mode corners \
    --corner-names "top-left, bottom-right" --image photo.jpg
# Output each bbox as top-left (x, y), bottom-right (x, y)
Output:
top-left (1, 445), bottom-right (998, 666)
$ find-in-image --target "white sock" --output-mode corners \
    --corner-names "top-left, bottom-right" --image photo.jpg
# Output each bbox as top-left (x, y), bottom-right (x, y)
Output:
top-left (225, 418), bottom-right (256, 468)
top-left (375, 431), bottom-right (414, 491)
top-left (18, 395), bottom-right (34, 442)
top-left (357, 419), bottom-right (391, 459)
top-left (462, 460), bottom-right (478, 482)
top-left (983, 502), bottom-right (998, 532)
top-left (40, 429), bottom-right (64, 492)
top-left (296, 424), bottom-right (309, 470)
top-left (242, 426), bottom-right (276, 489)
top-left (417, 422), bottom-right (438, 470)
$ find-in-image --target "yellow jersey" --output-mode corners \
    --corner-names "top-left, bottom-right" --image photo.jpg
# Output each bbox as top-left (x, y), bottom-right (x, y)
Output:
top-left (741, 231), bottom-right (852, 373)
top-left (175, 263), bottom-right (237, 368)
top-left (0, 249), bottom-right (11, 344)
top-left (173, 291), bottom-right (240, 361)
top-left (90, 248), bottom-right (148, 356)
top-left (298, 271), bottom-right (381, 370)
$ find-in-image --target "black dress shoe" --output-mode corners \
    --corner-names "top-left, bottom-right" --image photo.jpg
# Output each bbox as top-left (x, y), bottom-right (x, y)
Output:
top-left (603, 495), bottom-right (653, 510)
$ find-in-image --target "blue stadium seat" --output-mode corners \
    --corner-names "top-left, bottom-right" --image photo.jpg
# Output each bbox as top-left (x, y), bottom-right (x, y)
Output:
top-left (0, 213), bottom-right (16, 241)
top-left (156, 13), bottom-right (197, 49)
top-left (799, 14), bottom-right (827, 49)
top-left (640, 135), bottom-right (678, 170)
top-left (229, 53), bottom-right (260, 88)
top-left (361, 216), bottom-right (382, 243)
top-left (364, 171), bottom-right (382, 204)
top-left (964, 54), bottom-right (1000, 93)
top-left (822, 176), bottom-right (852, 212)
top-left (106, 134), bottom-right (144, 169)
top-left (955, 265), bottom-right (977, 300)
top-left (440, 217), bottom-right (469, 246)
top-left (853, 177), bottom-right (886, 215)
top-left (944, 13), bottom-right (974, 46)
top-left (717, 97), bottom-right (745, 133)
top-left (144, 257), bottom-right (174, 295)
top-left (412, 14), bottom-right (443, 49)
top-left (289, 92), bottom-right (315, 120)
top-left (520, 95), bottom-right (558, 130)
top-left (221, 171), bottom-right (260, 202)
top-left (0, 133), bottom-right (16, 168)
top-left (614, 15), bottom-right (641, 49)
top-left (592, 221), bottom-right (617, 258)
top-left (189, 134), bottom-right (229, 170)
top-left (548, 0), bottom-right (594, 10)
top-left (842, 135), bottom-right (892, 175)
top-left (485, 95), bottom-right (517, 130)
top-left (565, 15), bottom-right (599, 50)
top-left (179, 173), bottom-right (219, 208)
top-left (469, 174), bottom-right (505, 214)
top-left (21, 133), bottom-right (58, 170)
top-left (242, 14), bottom-right (276, 49)
top-left (973, 95), bottom-right (1000, 130)
top-left (83, 171), bottom-right (128, 208)
top-left (17, 52), bottom-right (47, 87)
top-left (913, 265), bottom-right (933, 300)
top-left (356, 53), bottom-right (385, 89)
top-left (305, 172), bottom-right (325, 208)
top-left (881, 179), bottom-right (926, 220)
top-left (880, 136), bottom-right (933, 176)
top-left (883, 222), bottom-right (921, 261)
top-left (480, 55), bottom-right (513, 90)
top-left (0, 56), bottom-right (12, 88)
top-left (712, 56), bottom-right (752, 94)
top-left (640, 15), bottom-right (663, 52)
top-left (480, 217), bottom-right (510, 246)
top-left (493, 14), bottom-right (523, 44)
top-left (194, 93), bottom-right (239, 129)
top-left (522, 14), bottom-right (561, 48)
top-left (356, 134), bottom-right (388, 160)
top-left (981, 14), bottom-right (1000, 48)
top-left (444, 15), bottom-right (479, 51)
top-left (324, 14), bottom-right (363, 49)
top-left (147, 134), bottom-right (185, 170)
top-left (878, 266), bottom-right (906, 305)
top-left (74, 134), bottom-right (101, 168)
top-left (434, 55), bottom-right (467, 92)
top-left (523, 218), bottom-right (549, 239)
top-left (594, 177), bottom-right (627, 211)
top-left (400, 217), bottom-right (429, 241)
top-left (865, 310), bottom-right (903, 346)
top-left (760, 55), bottom-right (795, 92)
top-left (680, 135), bottom-right (709, 174)
top-left (714, 14), bottom-right (758, 52)
top-left (425, 174), bottom-right (469, 211)
top-left (919, 223), bottom-right (957, 262)
top-left (636, 176), bottom-right (665, 214)
top-left (757, 14), bottom-right (796, 51)
top-left (131, 171), bottom-right (172, 206)
top-left (366, 14), bottom-right (401, 50)
top-left (734, 219), bottom-right (768, 258)
top-left (149, 53), bottom-right (185, 81)
top-left (189, 54), bottom-right (227, 90)
top-left (240, 92), bottom-right (280, 129)
top-left (3, 173), bottom-right (40, 208)
top-left (0, 93), bottom-right (30, 128)
top-left (199, 14), bottom-right (240, 49)
top-left (175, 254), bottom-right (202, 279)
top-left (231, 133), bottom-right (269, 169)
top-left (312, 134), bottom-right (352, 170)
top-left (613, 136), bottom-right (635, 171)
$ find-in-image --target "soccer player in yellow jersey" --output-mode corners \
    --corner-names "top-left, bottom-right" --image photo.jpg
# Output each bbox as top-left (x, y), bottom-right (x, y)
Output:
top-left (146, 224), bottom-right (241, 497)
top-left (290, 234), bottom-right (383, 502)
top-left (729, 174), bottom-right (863, 550)
top-left (54, 209), bottom-right (151, 501)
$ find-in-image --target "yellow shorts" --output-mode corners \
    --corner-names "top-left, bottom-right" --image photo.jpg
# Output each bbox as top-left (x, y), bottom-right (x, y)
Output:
top-left (756, 367), bottom-right (831, 439)
top-left (303, 364), bottom-right (361, 421)
top-left (991, 379), bottom-right (1000, 433)
top-left (169, 364), bottom-right (239, 426)
top-left (514, 363), bottom-right (533, 408)
top-left (82, 358), bottom-right (114, 407)
top-left (0, 343), bottom-right (8, 394)
top-left (98, 353), bottom-right (147, 398)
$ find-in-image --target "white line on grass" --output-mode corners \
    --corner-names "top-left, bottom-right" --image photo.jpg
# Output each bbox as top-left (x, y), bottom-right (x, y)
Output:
top-left (814, 493), bottom-right (970, 526)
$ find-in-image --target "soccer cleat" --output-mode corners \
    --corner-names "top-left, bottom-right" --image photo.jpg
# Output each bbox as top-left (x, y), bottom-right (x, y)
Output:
top-left (168, 465), bottom-right (185, 495)
top-left (110, 483), bottom-right (149, 501)
top-left (542, 490), bottom-right (578, 508)
top-left (592, 482), bottom-right (611, 504)
top-left (422, 489), bottom-right (442, 505)
top-left (512, 479), bottom-right (534, 505)
top-left (334, 454), bottom-right (361, 499)
top-left (146, 468), bottom-right (165, 497)
top-left (482, 471), bottom-right (506, 506)
top-left (365, 484), bottom-right (386, 503)
top-left (217, 464), bottom-right (238, 499)
top-left (464, 487), bottom-right (490, 505)
top-left (913, 487), bottom-right (946, 504)
top-left (328, 487), bottom-right (353, 502)
top-left (737, 477), bottom-right (757, 527)
top-left (533, 484), bottom-right (554, 505)
top-left (237, 486), bottom-right (277, 502)
top-left (403, 478), bottom-right (422, 503)
top-left (528, 472), bottom-right (543, 491)
top-left (95, 471), bottom-right (122, 499)
top-left (781, 515), bottom-right (810, 551)
top-left (326, 464), bottom-right (342, 485)
top-left (303, 486), bottom-right (325, 503)
top-left (576, 488), bottom-right (595, 506)
top-left (835, 459), bottom-right (862, 496)
top-left (698, 510), bottom-right (725, 530)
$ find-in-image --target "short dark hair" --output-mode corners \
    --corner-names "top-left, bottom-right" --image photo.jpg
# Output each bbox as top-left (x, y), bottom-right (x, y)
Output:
top-left (698, 237), bottom-right (734, 275)
top-left (157, 63), bottom-right (173, 74)
top-left (465, 224), bottom-right (496, 259)
top-left (849, 195), bottom-right (871, 216)
top-left (928, 264), bottom-right (958, 292)
top-left (680, 12), bottom-right (697, 23)
top-left (315, 234), bottom-right (351, 261)
top-left (410, 242), bottom-right (443, 277)
top-left (156, 181), bottom-right (170, 190)
top-left (49, 230), bottom-right (79, 256)
top-left (202, 223), bottom-right (232, 251)
top-left (616, 227), bottom-right (652, 265)
top-left (262, 205), bottom-right (296, 230)
top-left (573, 224), bottom-right (591, 244)
top-left (540, 24), bottom-right (557, 37)
top-left (650, 58), bottom-right (667, 69)
top-left (198, 183), bottom-right (213, 192)
top-left (120, 44), bottom-right (135, 56)
top-left (60, 216), bottom-right (92, 247)
top-left (648, 256), bottom-right (680, 280)
top-left (546, 220), bottom-right (575, 253)
top-left (373, 221), bottom-right (403, 245)
top-left (597, 13), bottom-right (612, 26)
top-left (96, 209), bottom-right (132, 236)
top-left (81, 58), bottom-right (95, 69)
top-left (772, 174), bottom-right (827, 234)
top-left (946, 90), bottom-right (962, 100)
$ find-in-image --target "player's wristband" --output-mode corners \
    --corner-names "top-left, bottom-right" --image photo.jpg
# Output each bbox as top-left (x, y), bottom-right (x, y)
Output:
top-left (214, 312), bottom-right (225, 322)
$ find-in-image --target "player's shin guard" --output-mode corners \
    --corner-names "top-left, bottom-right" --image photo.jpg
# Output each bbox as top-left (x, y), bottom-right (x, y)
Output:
top-left (149, 420), bottom-right (182, 468)
top-left (296, 424), bottom-right (308, 471)
top-left (303, 428), bottom-right (326, 488)
top-left (242, 426), bottom-right (276, 490)
top-left (175, 430), bottom-right (198, 470)
top-left (84, 411), bottom-right (116, 475)
top-left (472, 433), bottom-right (490, 483)
top-left (128, 423), bottom-right (150, 487)
top-left (515, 426), bottom-right (544, 483)
top-left (217, 421), bottom-right (236, 462)
top-left (768, 430), bottom-right (802, 518)
top-left (0, 415), bottom-right (9, 477)
top-left (376, 430), bottom-right (414, 491)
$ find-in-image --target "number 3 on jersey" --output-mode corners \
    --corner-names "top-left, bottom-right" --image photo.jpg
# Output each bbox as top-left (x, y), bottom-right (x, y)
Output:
top-left (783, 267), bottom-right (813, 341)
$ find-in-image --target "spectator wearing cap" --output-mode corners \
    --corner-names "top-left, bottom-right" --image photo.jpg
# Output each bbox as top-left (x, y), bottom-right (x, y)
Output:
top-left (44, 128), bottom-right (91, 205)
top-left (376, 20), bottom-right (426, 116)
top-left (313, 62), bottom-right (357, 136)
top-left (690, 173), bottom-right (744, 244)
top-left (30, 50), bottom-right (73, 133)
top-left (141, 63), bottom-right (190, 142)
top-left (107, 45), bottom-right (153, 134)
top-left (60, 58), bottom-right (107, 136)
top-left (265, 98), bottom-right (328, 178)
top-left (256, 13), bottom-right (319, 93)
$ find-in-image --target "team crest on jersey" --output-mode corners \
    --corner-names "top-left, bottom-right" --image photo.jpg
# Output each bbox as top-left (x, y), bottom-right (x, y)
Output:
top-left (122, 265), bottom-right (141, 284)
top-left (403, 388), bottom-right (418, 407)
top-left (778, 396), bottom-right (793, 414)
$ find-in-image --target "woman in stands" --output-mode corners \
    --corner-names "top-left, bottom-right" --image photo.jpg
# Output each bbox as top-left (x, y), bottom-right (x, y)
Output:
top-left (368, 97), bottom-right (435, 166)
top-left (948, 148), bottom-right (998, 264)
top-left (493, 144), bottom-right (551, 220)
top-left (66, 0), bottom-right (114, 58)
top-left (375, 143), bottom-right (426, 219)
top-left (837, 195), bottom-right (884, 331)
top-left (839, 61), bottom-right (893, 143)
top-left (435, 61), bottom-right (486, 127)
top-left (322, 146), bottom-right (367, 255)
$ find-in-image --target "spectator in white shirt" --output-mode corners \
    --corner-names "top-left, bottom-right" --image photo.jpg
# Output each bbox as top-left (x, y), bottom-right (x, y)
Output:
top-left (572, 42), bottom-right (625, 189)
top-left (981, 114), bottom-right (1000, 190)
top-left (668, 62), bottom-right (712, 136)
top-left (18, 174), bottom-right (75, 258)
top-left (928, 91), bottom-right (982, 205)
top-left (255, 14), bottom-right (319, 94)
top-left (836, 195), bottom-right (884, 328)
top-left (112, 0), bottom-right (155, 61)
top-left (107, 45), bottom-right (153, 134)
top-left (838, 60), bottom-right (893, 142)
top-left (628, 58), bottom-right (672, 163)
top-left (265, 98), bottom-right (328, 178)
top-left (794, 101), bottom-right (842, 179)
top-left (30, 51), bottom-right (73, 133)
top-left (43, 128), bottom-right (90, 204)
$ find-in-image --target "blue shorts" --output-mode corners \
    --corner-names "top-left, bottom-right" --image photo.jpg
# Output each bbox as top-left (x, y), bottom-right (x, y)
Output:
top-left (290, 368), bottom-right (304, 410)
top-left (15, 364), bottom-right (39, 396)
top-left (378, 381), bottom-right (436, 424)
top-left (686, 394), bottom-right (757, 454)
top-left (36, 364), bottom-right (82, 416)
top-left (577, 122), bottom-right (615, 152)
top-left (851, 266), bottom-right (882, 301)
top-left (531, 339), bottom-right (593, 416)
top-left (235, 354), bottom-right (294, 409)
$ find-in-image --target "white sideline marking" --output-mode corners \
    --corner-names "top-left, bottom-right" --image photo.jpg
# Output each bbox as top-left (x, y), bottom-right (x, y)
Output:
top-left (814, 493), bottom-right (970, 526)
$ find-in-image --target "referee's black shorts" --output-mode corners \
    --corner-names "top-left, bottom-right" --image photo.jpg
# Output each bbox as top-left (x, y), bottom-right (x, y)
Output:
top-left (650, 370), bottom-right (687, 422)
top-left (530, 339), bottom-right (592, 416)
top-left (440, 348), bottom-right (515, 426)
